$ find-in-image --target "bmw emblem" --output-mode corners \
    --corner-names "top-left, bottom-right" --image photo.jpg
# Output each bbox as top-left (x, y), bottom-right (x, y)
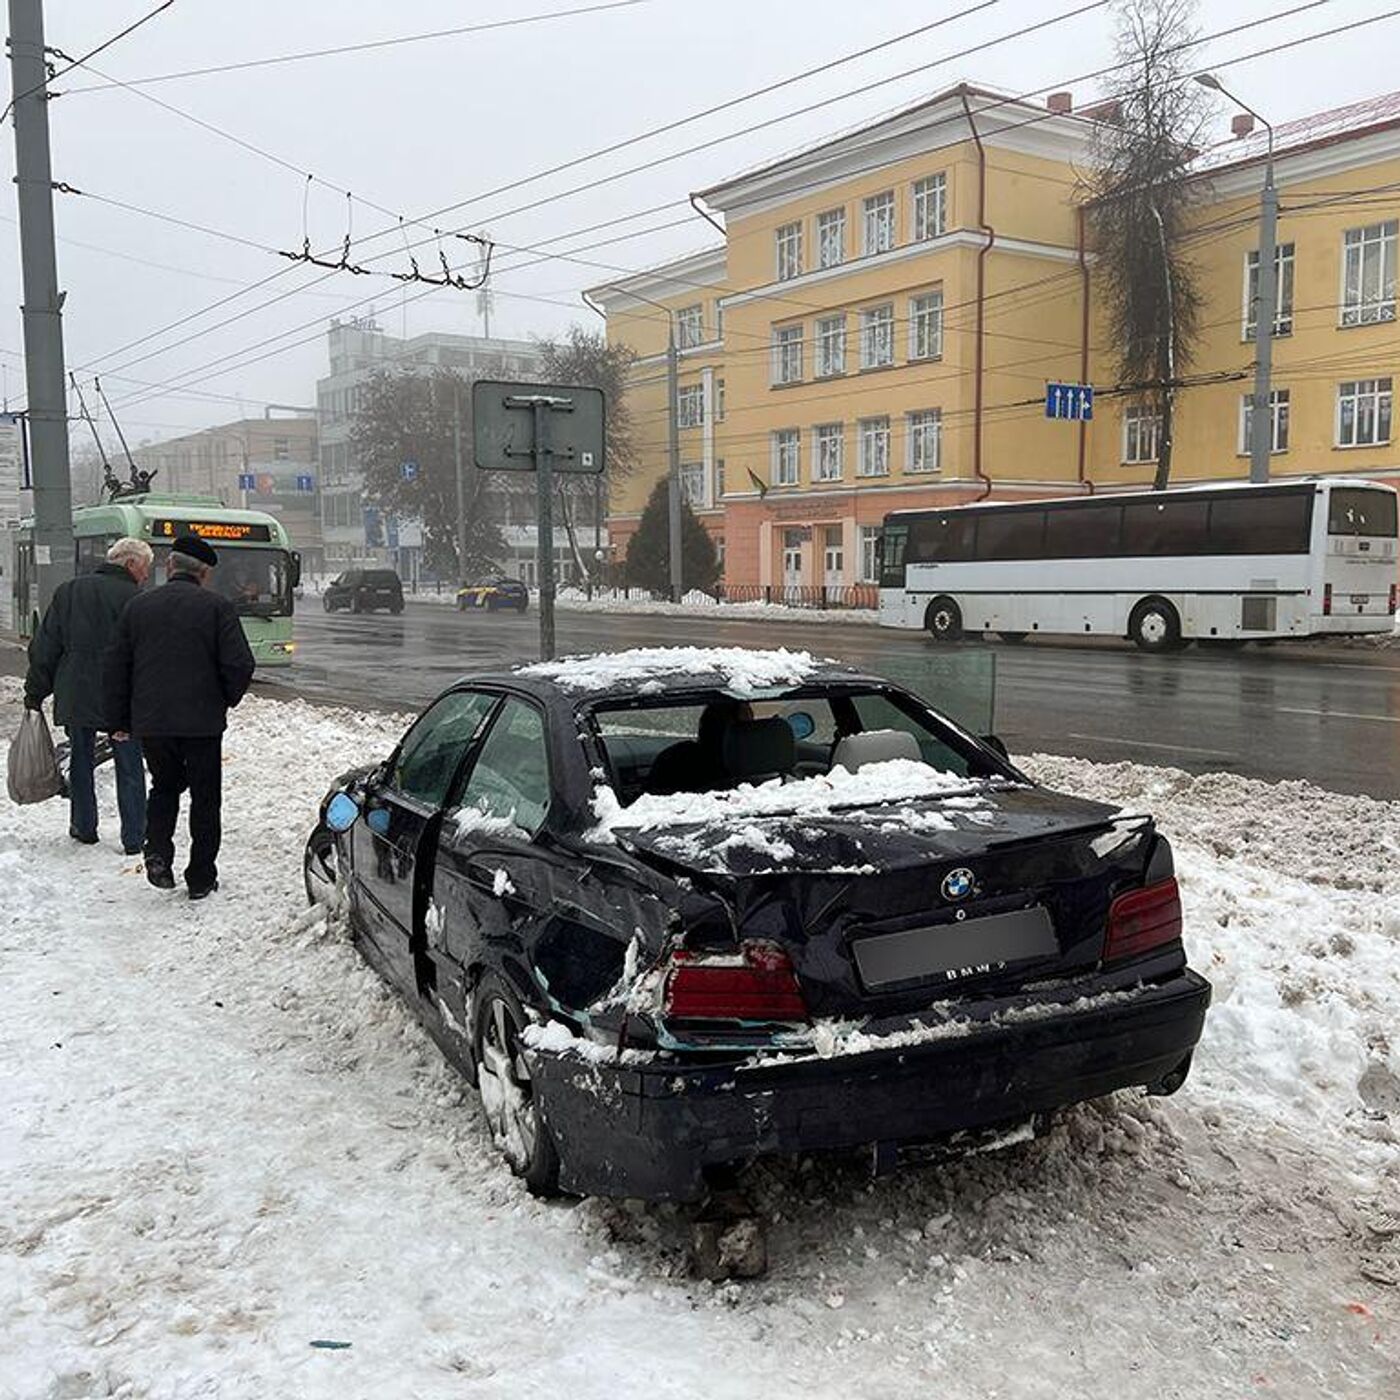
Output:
top-left (942, 867), bottom-right (975, 901)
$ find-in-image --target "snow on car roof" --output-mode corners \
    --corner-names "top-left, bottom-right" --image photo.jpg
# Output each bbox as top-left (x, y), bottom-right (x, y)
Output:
top-left (518, 645), bottom-right (825, 697)
top-left (590, 757), bottom-right (992, 839)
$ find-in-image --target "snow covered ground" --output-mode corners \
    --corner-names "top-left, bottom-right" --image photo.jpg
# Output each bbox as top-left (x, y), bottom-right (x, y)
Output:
top-left (2, 677), bottom-right (1397, 1399)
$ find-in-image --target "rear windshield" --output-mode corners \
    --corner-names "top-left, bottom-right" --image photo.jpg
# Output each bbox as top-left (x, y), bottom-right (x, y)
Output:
top-left (1328, 488), bottom-right (1398, 538)
top-left (363, 570), bottom-right (401, 585)
top-left (590, 687), bottom-right (1002, 808)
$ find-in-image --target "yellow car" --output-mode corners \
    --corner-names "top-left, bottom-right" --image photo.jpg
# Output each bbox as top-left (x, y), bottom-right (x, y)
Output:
top-left (455, 577), bottom-right (529, 613)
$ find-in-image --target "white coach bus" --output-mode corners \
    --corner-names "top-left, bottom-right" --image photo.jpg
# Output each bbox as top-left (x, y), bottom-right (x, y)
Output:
top-left (878, 477), bottom-right (1398, 651)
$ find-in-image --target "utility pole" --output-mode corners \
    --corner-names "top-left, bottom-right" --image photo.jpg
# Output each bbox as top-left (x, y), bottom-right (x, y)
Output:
top-left (453, 387), bottom-right (467, 583)
top-left (665, 317), bottom-right (681, 601)
top-left (1197, 74), bottom-right (1275, 484)
top-left (8, 0), bottom-right (73, 609)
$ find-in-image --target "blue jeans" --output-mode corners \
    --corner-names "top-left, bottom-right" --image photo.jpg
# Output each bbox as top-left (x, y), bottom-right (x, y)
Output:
top-left (66, 727), bottom-right (147, 852)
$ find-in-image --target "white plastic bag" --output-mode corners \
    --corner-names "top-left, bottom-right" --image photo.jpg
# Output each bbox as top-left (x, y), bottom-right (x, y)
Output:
top-left (7, 708), bottom-right (62, 805)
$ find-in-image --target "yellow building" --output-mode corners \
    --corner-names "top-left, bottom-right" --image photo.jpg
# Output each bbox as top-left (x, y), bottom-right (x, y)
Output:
top-left (592, 84), bottom-right (1400, 595)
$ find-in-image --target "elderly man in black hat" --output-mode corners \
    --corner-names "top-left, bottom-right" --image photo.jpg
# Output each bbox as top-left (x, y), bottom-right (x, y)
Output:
top-left (105, 533), bottom-right (256, 898)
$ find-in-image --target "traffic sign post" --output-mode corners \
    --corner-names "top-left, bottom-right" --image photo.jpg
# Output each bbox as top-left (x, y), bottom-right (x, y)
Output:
top-left (237, 472), bottom-right (255, 492)
top-left (295, 473), bottom-right (315, 493)
top-left (472, 380), bottom-right (606, 661)
top-left (1045, 382), bottom-right (1095, 421)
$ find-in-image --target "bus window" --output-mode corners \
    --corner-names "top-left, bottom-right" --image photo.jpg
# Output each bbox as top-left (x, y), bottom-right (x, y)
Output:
top-left (975, 510), bottom-right (1044, 561)
top-left (75, 535), bottom-right (117, 575)
top-left (908, 513), bottom-right (975, 563)
top-left (1328, 487), bottom-right (1398, 537)
top-left (879, 523), bottom-right (908, 587)
top-left (1121, 498), bottom-right (1210, 556)
top-left (1043, 502), bottom-right (1122, 558)
top-left (1209, 492), bottom-right (1312, 554)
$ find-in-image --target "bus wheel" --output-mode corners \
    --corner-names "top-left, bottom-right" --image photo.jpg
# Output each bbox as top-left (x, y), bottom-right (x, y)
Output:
top-left (998, 631), bottom-right (1028, 644)
top-left (1129, 599), bottom-right (1182, 653)
top-left (925, 597), bottom-right (963, 643)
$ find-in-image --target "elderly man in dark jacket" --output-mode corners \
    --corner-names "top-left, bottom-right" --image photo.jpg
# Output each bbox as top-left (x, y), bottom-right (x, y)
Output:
top-left (24, 537), bottom-right (153, 852)
top-left (105, 534), bottom-right (256, 898)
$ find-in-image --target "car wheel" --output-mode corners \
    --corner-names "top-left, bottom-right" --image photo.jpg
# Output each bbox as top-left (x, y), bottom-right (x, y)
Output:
top-left (390, 603), bottom-right (403, 615)
top-left (350, 595), bottom-right (363, 615)
top-left (472, 976), bottom-right (561, 1196)
top-left (925, 596), bottom-right (963, 643)
top-left (456, 597), bottom-right (467, 611)
top-left (303, 824), bottom-right (347, 911)
top-left (1129, 598), bottom-right (1182, 652)
top-left (516, 599), bottom-right (528, 614)
top-left (323, 594), bottom-right (335, 613)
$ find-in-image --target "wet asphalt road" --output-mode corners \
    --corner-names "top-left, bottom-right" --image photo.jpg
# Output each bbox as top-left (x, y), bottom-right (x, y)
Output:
top-left (256, 600), bottom-right (1400, 800)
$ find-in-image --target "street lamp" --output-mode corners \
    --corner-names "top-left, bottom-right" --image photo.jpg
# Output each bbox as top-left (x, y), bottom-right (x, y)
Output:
top-left (1197, 72), bottom-right (1277, 484)
top-left (613, 286), bottom-right (682, 601)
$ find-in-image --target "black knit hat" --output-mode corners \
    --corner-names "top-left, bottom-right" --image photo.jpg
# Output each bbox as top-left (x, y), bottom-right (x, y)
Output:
top-left (171, 533), bottom-right (218, 568)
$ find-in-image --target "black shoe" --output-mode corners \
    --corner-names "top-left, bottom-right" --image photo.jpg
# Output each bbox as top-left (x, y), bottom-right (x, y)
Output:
top-left (69, 829), bottom-right (99, 846)
top-left (187, 880), bottom-right (219, 901)
top-left (145, 858), bottom-right (176, 890)
top-left (123, 846), bottom-right (142, 856)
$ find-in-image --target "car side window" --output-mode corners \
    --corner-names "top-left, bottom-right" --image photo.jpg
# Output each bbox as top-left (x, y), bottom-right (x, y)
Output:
top-left (848, 693), bottom-right (973, 777)
top-left (392, 690), bottom-right (498, 806)
top-left (457, 697), bottom-right (551, 835)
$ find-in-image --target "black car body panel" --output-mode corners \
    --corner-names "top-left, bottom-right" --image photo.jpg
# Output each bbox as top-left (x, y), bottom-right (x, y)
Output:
top-left (306, 658), bottom-right (1211, 1200)
top-left (324, 568), bottom-right (404, 614)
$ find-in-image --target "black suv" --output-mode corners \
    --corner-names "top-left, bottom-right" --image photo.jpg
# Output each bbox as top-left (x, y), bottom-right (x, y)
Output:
top-left (323, 568), bottom-right (405, 615)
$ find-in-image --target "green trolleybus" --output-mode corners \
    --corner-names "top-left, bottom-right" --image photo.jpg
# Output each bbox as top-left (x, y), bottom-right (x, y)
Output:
top-left (14, 493), bottom-right (301, 667)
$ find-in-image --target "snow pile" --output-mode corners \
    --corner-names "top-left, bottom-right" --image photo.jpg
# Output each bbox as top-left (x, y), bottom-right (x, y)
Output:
top-left (2, 677), bottom-right (1398, 1397)
top-left (591, 759), bottom-right (993, 839)
top-left (554, 588), bottom-right (878, 627)
top-left (519, 645), bottom-right (823, 696)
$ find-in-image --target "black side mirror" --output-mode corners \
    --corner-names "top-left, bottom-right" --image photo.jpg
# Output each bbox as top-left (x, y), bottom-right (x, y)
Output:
top-left (289, 551), bottom-right (303, 589)
top-left (980, 734), bottom-right (1009, 761)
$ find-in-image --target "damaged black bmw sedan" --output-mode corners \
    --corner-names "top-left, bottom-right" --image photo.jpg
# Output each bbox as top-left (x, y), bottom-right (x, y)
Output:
top-left (304, 646), bottom-right (1210, 1201)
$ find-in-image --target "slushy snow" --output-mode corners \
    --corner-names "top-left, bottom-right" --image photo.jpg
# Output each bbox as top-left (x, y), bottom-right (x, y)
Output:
top-left (1, 677), bottom-right (1397, 1399)
top-left (518, 645), bottom-right (821, 696)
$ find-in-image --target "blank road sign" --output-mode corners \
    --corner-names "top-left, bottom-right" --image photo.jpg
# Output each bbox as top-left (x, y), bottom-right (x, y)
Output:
top-left (472, 380), bottom-right (606, 474)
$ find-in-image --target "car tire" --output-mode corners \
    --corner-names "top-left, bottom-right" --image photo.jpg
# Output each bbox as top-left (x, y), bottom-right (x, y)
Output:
top-left (350, 595), bottom-right (363, 615)
top-left (390, 603), bottom-right (403, 615)
top-left (303, 824), bottom-right (347, 911)
top-left (925, 596), bottom-right (963, 643)
top-left (471, 975), bottom-right (561, 1197)
top-left (1129, 598), bottom-right (1182, 652)
top-left (516, 600), bottom-right (528, 614)
top-left (323, 594), bottom-right (335, 613)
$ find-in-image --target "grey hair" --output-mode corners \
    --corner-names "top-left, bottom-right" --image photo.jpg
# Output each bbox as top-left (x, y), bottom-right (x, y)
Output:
top-left (106, 536), bottom-right (153, 569)
top-left (169, 550), bottom-right (211, 578)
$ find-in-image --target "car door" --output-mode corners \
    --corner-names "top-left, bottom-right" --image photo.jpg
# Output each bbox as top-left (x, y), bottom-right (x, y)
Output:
top-left (350, 688), bottom-right (499, 994)
top-left (428, 695), bottom-right (559, 1021)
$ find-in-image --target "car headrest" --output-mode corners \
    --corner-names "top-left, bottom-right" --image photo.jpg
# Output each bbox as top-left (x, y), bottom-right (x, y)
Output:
top-left (830, 728), bottom-right (922, 772)
top-left (722, 716), bottom-right (796, 783)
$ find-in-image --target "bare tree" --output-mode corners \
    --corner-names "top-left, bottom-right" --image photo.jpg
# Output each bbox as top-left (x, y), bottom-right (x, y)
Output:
top-left (1088, 0), bottom-right (1209, 490)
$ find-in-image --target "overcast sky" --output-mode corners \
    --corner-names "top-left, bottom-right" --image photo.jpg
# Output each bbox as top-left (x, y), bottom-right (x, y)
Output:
top-left (4, 0), bottom-right (1397, 447)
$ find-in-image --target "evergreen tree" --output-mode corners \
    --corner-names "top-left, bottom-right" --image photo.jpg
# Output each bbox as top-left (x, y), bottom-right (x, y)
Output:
top-left (625, 478), bottom-right (718, 596)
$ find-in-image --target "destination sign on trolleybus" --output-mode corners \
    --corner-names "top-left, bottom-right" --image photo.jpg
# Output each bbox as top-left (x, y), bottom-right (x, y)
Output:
top-left (149, 519), bottom-right (274, 543)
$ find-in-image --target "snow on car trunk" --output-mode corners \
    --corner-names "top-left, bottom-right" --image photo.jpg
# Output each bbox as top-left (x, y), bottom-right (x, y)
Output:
top-left (1, 677), bottom-right (1396, 1397)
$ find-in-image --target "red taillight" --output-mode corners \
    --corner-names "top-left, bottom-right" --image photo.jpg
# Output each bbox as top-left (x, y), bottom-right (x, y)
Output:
top-left (663, 942), bottom-right (809, 1023)
top-left (1322, 583), bottom-right (1333, 616)
top-left (1104, 877), bottom-right (1183, 965)
top-left (1388, 583), bottom-right (1396, 615)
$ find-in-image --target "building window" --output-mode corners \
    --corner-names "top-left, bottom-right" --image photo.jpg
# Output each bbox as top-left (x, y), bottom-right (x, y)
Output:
top-left (715, 535), bottom-right (725, 574)
top-left (677, 384), bottom-right (705, 428)
top-left (907, 409), bottom-right (942, 473)
top-left (715, 378), bottom-right (725, 420)
top-left (714, 458), bottom-right (725, 499)
top-left (858, 525), bottom-right (881, 584)
top-left (912, 174), bottom-right (947, 241)
top-left (676, 304), bottom-right (704, 348)
top-left (814, 315), bottom-right (846, 377)
top-left (1239, 389), bottom-right (1290, 454)
top-left (1342, 221), bottom-right (1397, 326)
top-left (776, 221), bottom-right (803, 281)
top-left (771, 324), bottom-right (803, 385)
top-left (1244, 244), bottom-right (1294, 339)
top-left (862, 191), bottom-right (896, 255)
top-left (860, 304), bottom-right (894, 369)
top-left (813, 423), bottom-right (844, 481)
top-left (909, 290), bottom-right (944, 361)
top-left (858, 417), bottom-right (890, 477)
top-left (823, 525), bottom-right (844, 582)
top-left (680, 462), bottom-right (706, 506)
top-left (772, 429), bottom-right (800, 486)
top-left (1123, 403), bottom-right (1162, 463)
top-left (272, 436), bottom-right (291, 461)
top-left (817, 208), bottom-right (846, 269)
top-left (1337, 377), bottom-right (1392, 447)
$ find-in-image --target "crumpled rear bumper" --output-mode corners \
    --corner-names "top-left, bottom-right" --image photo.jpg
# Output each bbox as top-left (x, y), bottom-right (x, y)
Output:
top-left (526, 970), bottom-right (1211, 1201)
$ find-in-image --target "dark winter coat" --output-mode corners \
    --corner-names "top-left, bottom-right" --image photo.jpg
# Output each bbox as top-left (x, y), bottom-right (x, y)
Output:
top-left (104, 574), bottom-right (256, 738)
top-left (24, 562), bottom-right (140, 729)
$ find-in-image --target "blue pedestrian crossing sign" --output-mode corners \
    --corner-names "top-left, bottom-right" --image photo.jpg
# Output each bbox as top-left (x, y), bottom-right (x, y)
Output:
top-left (1045, 382), bottom-right (1094, 421)
top-left (400, 460), bottom-right (419, 482)
top-left (237, 472), bottom-right (256, 491)
top-left (295, 473), bottom-right (314, 493)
